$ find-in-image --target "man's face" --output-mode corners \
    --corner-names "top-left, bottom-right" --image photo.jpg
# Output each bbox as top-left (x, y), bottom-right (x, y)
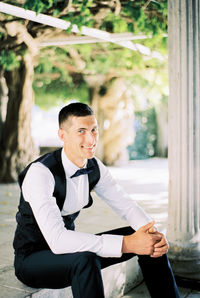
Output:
top-left (58, 115), bottom-right (99, 167)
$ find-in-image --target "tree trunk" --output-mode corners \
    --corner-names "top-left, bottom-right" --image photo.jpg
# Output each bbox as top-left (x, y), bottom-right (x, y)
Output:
top-left (0, 52), bottom-right (38, 182)
top-left (0, 68), bottom-right (8, 140)
top-left (91, 77), bottom-right (134, 166)
top-left (155, 101), bottom-right (168, 157)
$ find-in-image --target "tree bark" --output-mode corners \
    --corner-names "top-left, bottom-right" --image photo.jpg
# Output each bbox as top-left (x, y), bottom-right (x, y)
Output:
top-left (0, 68), bottom-right (8, 140)
top-left (90, 76), bottom-right (134, 166)
top-left (155, 101), bottom-right (168, 157)
top-left (0, 52), bottom-right (38, 182)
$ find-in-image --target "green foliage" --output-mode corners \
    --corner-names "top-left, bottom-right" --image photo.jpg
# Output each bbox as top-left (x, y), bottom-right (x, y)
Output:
top-left (33, 33), bottom-right (168, 110)
top-left (128, 107), bottom-right (157, 160)
top-left (24, 0), bottom-right (58, 14)
top-left (121, 0), bottom-right (167, 35)
top-left (0, 32), bottom-right (4, 39)
top-left (74, 43), bottom-right (145, 74)
top-left (2, 0), bottom-right (168, 118)
top-left (63, 12), bottom-right (94, 31)
top-left (33, 46), bottom-right (91, 108)
top-left (100, 2), bottom-right (167, 38)
top-left (24, 0), bottom-right (94, 29)
top-left (34, 48), bottom-right (73, 85)
top-left (62, 1), bottom-right (94, 31)
top-left (22, 0), bottom-right (167, 37)
top-left (101, 14), bottom-right (128, 33)
top-left (0, 50), bottom-right (20, 71)
top-left (33, 80), bottom-right (89, 109)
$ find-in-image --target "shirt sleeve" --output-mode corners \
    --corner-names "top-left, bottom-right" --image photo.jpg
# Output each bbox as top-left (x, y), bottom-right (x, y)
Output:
top-left (22, 162), bottom-right (123, 258)
top-left (94, 158), bottom-right (152, 231)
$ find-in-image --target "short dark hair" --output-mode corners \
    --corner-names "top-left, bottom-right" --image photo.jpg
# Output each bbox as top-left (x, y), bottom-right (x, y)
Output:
top-left (59, 102), bottom-right (94, 127)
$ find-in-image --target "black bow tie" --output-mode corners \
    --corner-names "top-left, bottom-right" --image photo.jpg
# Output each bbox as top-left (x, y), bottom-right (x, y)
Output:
top-left (70, 166), bottom-right (94, 178)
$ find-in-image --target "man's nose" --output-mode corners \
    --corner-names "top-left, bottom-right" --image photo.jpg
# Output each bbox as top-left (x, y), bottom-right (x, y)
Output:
top-left (86, 132), bottom-right (95, 144)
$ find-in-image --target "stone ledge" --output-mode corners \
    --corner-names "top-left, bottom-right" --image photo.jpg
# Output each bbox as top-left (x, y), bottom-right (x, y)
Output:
top-left (0, 257), bottom-right (143, 298)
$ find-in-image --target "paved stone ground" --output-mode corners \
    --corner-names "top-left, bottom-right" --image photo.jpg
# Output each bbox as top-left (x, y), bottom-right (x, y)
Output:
top-left (0, 158), bottom-right (199, 297)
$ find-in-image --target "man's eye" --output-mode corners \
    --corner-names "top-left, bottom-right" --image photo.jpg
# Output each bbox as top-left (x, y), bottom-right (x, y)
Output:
top-left (78, 130), bottom-right (84, 133)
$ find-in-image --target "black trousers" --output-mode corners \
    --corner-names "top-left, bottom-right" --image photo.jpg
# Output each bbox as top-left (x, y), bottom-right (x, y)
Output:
top-left (14, 227), bottom-right (180, 298)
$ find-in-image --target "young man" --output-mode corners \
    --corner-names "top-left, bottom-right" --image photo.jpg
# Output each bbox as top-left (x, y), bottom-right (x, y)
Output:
top-left (13, 102), bottom-right (180, 298)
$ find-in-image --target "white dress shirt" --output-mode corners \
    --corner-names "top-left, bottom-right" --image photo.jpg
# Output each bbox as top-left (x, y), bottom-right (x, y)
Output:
top-left (22, 149), bottom-right (151, 258)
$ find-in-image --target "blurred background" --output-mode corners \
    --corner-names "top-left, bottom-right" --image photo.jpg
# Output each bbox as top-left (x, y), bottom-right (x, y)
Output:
top-left (0, 0), bottom-right (168, 182)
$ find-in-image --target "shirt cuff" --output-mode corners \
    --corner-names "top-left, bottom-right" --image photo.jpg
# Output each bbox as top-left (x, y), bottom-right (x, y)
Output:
top-left (98, 234), bottom-right (123, 258)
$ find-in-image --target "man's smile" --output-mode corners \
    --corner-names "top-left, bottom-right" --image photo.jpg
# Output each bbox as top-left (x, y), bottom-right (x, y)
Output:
top-left (81, 145), bottom-right (96, 150)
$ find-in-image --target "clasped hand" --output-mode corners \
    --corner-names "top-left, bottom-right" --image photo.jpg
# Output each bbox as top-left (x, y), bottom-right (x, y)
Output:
top-left (122, 221), bottom-right (169, 258)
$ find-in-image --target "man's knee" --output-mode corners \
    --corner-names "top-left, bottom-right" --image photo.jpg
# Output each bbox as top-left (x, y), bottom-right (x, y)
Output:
top-left (138, 253), bottom-right (171, 271)
top-left (73, 251), bottom-right (100, 272)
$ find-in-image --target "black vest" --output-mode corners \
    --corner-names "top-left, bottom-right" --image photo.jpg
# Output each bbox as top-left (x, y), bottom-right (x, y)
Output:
top-left (13, 149), bottom-right (100, 257)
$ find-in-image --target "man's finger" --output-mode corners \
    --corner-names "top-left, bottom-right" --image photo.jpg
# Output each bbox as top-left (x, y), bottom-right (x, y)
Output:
top-left (154, 246), bottom-right (168, 253)
top-left (154, 237), bottom-right (168, 248)
top-left (151, 234), bottom-right (162, 242)
top-left (140, 221), bottom-right (155, 232)
top-left (148, 226), bottom-right (157, 233)
top-left (150, 247), bottom-right (168, 258)
top-left (150, 253), bottom-right (163, 258)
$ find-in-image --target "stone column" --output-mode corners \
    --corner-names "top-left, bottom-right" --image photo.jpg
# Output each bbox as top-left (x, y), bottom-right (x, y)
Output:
top-left (167, 0), bottom-right (200, 280)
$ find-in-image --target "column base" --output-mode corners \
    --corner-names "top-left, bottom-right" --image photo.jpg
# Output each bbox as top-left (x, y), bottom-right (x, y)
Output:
top-left (169, 258), bottom-right (200, 279)
top-left (174, 275), bottom-right (200, 291)
top-left (168, 244), bottom-right (200, 289)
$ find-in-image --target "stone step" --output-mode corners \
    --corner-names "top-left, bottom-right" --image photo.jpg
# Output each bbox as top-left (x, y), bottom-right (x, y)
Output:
top-left (0, 257), bottom-right (143, 298)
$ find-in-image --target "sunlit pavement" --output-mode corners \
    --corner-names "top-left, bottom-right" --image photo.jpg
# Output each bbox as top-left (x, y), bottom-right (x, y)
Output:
top-left (0, 158), bottom-right (199, 297)
top-left (75, 158), bottom-right (169, 235)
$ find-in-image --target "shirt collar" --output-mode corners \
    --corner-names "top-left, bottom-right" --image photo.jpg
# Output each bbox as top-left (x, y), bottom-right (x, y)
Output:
top-left (61, 148), bottom-right (86, 178)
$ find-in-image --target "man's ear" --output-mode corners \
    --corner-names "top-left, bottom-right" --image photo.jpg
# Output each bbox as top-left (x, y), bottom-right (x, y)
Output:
top-left (58, 128), bottom-right (64, 141)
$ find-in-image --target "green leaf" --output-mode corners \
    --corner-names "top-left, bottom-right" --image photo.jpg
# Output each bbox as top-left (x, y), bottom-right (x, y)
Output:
top-left (66, 24), bottom-right (73, 34)
top-left (0, 50), bottom-right (20, 71)
top-left (24, 0), bottom-right (57, 13)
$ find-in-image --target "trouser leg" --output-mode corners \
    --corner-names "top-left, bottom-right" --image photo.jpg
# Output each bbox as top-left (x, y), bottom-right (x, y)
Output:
top-left (15, 250), bottom-right (105, 298)
top-left (15, 226), bottom-right (180, 298)
top-left (97, 226), bottom-right (180, 298)
top-left (71, 252), bottom-right (104, 298)
top-left (138, 254), bottom-right (180, 298)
